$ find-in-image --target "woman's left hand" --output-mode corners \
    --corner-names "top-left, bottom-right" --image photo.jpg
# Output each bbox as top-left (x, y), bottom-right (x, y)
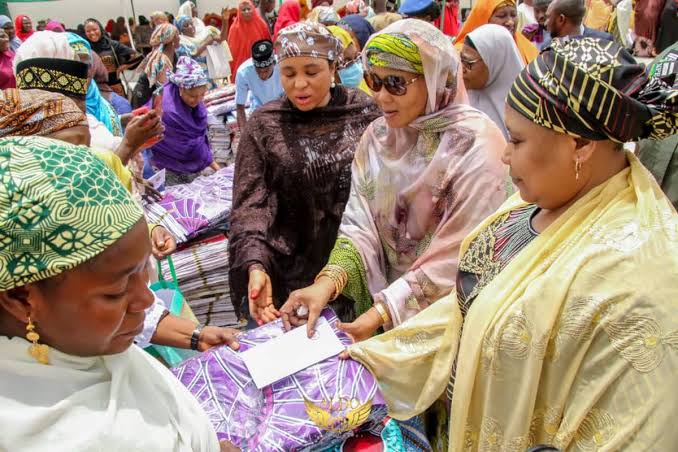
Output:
top-left (151, 226), bottom-right (176, 259)
top-left (198, 326), bottom-right (241, 351)
top-left (337, 307), bottom-right (383, 343)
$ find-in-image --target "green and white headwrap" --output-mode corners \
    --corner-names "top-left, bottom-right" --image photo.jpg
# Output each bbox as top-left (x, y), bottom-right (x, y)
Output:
top-left (0, 136), bottom-right (144, 291)
top-left (364, 32), bottom-right (424, 74)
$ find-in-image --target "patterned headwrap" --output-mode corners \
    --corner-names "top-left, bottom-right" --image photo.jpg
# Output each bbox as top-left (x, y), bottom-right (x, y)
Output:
top-left (16, 58), bottom-right (89, 100)
top-left (275, 22), bottom-right (343, 63)
top-left (508, 37), bottom-right (678, 142)
top-left (0, 136), bottom-right (143, 291)
top-left (307, 6), bottom-right (341, 24)
top-left (169, 56), bottom-right (209, 89)
top-left (0, 89), bottom-right (87, 138)
top-left (175, 15), bottom-right (193, 33)
top-left (364, 32), bottom-right (424, 74)
top-left (141, 24), bottom-right (179, 85)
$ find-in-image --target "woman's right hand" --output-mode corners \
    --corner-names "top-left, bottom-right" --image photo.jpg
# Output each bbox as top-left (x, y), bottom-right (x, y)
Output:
top-left (248, 268), bottom-right (278, 325)
top-left (280, 278), bottom-right (335, 337)
top-left (119, 111), bottom-right (164, 162)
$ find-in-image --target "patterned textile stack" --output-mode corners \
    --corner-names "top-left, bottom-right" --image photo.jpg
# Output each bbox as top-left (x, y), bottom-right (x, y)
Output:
top-left (207, 113), bottom-right (233, 165)
top-left (160, 235), bottom-right (241, 328)
top-left (205, 84), bottom-right (242, 116)
top-left (143, 166), bottom-right (235, 244)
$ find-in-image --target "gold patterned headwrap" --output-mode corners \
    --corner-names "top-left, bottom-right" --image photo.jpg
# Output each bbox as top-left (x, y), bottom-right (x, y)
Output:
top-left (16, 58), bottom-right (89, 100)
top-left (508, 37), bottom-right (678, 142)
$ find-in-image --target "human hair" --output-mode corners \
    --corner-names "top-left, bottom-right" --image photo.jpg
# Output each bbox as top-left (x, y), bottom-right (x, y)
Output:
top-left (552, 0), bottom-right (585, 24)
top-left (533, 0), bottom-right (552, 9)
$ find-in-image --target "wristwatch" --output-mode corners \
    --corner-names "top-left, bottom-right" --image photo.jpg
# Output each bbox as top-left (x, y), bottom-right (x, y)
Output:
top-left (190, 328), bottom-right (202, 351)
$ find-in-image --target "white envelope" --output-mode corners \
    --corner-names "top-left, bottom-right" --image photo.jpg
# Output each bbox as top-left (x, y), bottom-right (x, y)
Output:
top-left (241, 317), bottom-right (345, 389)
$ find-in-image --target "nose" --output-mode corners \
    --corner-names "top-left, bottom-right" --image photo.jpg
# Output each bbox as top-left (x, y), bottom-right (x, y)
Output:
top-left (293, 76), bottom-right (309, 90)
top-left (501, 142), bottom-right (512, 166)
top-left (127, 273), bottom-right (155, 313)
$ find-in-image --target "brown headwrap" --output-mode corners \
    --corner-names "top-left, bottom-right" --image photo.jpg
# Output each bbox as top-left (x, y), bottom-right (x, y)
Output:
top-left (0, 89), bottom-right (87, 138)
top-left (274, 21), bottom-right (343, 63)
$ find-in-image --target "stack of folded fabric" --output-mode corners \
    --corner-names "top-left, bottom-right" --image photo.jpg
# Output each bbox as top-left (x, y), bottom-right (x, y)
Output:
top-left (143, 166), bottom-right (235, 244)
top-left (207, 113), bottom-right (233, 165)
top-left (160, 235), bottom-right (241, 327)
top-left (205, 85), bottom-right (242, 117)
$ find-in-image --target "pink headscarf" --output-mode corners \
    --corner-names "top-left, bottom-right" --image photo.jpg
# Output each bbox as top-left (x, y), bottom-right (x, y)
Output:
top-left (45, 20), bottom-right (65, 33)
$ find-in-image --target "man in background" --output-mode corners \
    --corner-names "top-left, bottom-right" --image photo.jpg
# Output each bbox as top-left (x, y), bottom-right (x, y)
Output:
top-left (545, 0), bottom-right (614, 40)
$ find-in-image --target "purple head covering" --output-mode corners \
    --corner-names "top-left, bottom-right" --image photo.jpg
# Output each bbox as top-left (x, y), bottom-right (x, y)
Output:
top-left (149, 81), bottom-right (212, 174)
top-left (169, 55), bottom-right (208, 89)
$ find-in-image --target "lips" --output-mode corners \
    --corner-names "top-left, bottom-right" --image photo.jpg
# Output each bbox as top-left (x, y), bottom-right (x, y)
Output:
top-left (294, 95), bottom-right (312, 106)
top-left (383, 110), bottom-right (398, 119)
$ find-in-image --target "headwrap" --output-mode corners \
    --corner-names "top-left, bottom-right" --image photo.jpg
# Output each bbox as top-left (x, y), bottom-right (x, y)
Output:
top-left (369, 12), bottom-right (403, 33)
top-left (327, 25), bottom-right (353, 50)
top-left (14, 15), bottom-right (33, 42)
top-left (364, 32), bottom-right (424, 74)
top-left (0, 135), bottom-right (143, 291)
top-left (275, 22), bottom-right (342, 63)
top-left (178, 1), bottom-right (197, 19)
top-left (252, 39), bottom-right (275, 68)
top-left (13, 31), bottom-right (77, 72)
top-left (338, 14), bottom-right (374, 50)
top-left (345, 0), bottom-right (369, 16)
top-left (150, 11), bottom-right (169, 24)
top-left (0, 89), bottom-right (87, 138)
top-left (508, 37), bottom-right (678, 143)
top-left (16, 58), bottom-right (89, 99)
top-left (169, 55), bottom-right (209, 88)
top-left (175, 15), bottom-right (193, 34)
top-left (307, 6), bottom-right (341, 24)
top-left (45, 20), bottom-right (65, 33)
top-left (140, 23), bottom-right (179, 85)
top-left (0, 15), bottom-right (11, 28)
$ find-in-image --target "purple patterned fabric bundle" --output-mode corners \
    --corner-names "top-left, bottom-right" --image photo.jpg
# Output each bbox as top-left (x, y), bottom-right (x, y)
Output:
top-left (173, 309), bottom-right (387, 451)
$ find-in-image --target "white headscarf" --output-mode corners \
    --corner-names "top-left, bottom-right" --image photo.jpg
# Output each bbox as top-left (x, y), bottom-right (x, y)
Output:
top-left (466, 24), bottom-right (524, 139)
top-left (178, 1), bottom-right (207, 40)
top-left (13, 31), bottom-right (76, 73)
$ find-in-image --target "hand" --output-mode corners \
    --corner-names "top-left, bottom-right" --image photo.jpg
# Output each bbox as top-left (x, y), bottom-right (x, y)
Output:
top-left (280, 278), bottom-right (334, 337)
top-left (220, 440), bottom-right (241, 452)
top-left (522, 28), bottom-right (537, 40)
top-left (338, 308), bottom-right (383, 343)
top-left (151, 225), bottom-right (176, 259)
top-left (198, 326), bottom-right (240, 352)
top-left (222, 7), bottom-right (233, 21)
top-left (120, 111), bottom-right (164, 160)
top-left (248, 268), bottom-right (278, 325)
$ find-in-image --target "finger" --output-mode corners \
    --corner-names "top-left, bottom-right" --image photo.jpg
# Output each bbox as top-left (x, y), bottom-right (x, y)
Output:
top-left (220, 332), bottom-right (240, 350)
top-left (281, 312), bottom-right (292, 331)
top-left (306, 308), bottom-right (320, 338)
top-left (339, 350), bottom-right (350, 360)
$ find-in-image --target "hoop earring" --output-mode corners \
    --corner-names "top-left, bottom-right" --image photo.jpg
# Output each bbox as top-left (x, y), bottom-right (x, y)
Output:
top-left (26, 317), bottom-right (49, 365)
top-left (575, 158), bottom-right (581, 181)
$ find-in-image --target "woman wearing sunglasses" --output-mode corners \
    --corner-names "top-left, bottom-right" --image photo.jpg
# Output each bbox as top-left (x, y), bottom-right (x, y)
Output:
top-left (277, 20), bottom-right (507, 346)
top-left (229, 22), bottom-right (380, 325)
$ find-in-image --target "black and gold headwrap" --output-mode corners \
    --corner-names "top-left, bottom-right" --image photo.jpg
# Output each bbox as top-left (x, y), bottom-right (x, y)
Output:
top-left (16, 58), bottom-right (89, 100)
top-left (508, 37), bottom-right (678, 143)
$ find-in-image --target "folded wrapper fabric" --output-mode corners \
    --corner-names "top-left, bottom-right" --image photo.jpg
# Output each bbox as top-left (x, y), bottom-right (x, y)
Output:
top-left (172, 309), bottom-right (389, 451)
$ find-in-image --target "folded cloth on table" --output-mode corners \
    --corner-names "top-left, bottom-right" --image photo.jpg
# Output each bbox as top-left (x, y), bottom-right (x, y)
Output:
top-left (172, 309), bottom-right (391, 450)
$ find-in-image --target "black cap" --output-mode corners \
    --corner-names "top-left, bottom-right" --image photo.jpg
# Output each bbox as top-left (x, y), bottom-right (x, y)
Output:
top-left (252, 39), bottom-right (275, 68)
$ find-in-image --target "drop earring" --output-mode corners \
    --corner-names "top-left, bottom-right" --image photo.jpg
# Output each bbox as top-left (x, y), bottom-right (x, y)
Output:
top-left (575, 157), bottom-right (581, 181)
top-left (26, 317), bottom-right (49, 365)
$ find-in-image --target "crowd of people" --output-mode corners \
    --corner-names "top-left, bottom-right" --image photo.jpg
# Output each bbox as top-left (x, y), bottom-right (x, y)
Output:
top-left (0, 0), bottom-right (676, 450)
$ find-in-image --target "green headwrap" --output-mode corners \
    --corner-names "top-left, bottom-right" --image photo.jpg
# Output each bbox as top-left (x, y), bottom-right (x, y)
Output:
top-left (0, 136), bottom-right (144, 291)
top-left (365, 32), bottom-right (424, 74)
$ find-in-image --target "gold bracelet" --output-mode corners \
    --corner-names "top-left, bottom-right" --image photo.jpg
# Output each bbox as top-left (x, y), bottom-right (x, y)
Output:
top-left (374, 301), bottom-right (390, 325)
top-left (315, 265), bottom-right (349, 301)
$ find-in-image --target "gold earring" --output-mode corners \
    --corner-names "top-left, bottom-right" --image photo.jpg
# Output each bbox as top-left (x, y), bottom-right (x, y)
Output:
top-left (575, 158), bottom-right (581, 181)
top-left (26, 317), bottom-right (49, 365)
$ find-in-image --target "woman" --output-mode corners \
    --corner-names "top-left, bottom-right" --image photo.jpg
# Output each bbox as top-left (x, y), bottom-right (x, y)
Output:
top-left (0, 29), bottom-right (15, 89)
top-left (135, 16), bottom-right (153, 55)
top-left (178, 0), bottom-right (207, 39)
top-left (327, 25), bottom-right (371, 95)
top-left (150, 11), bottom-right (169, 28)
top-left (45, 20), bottom-right (65, 33)
top-left (0, 15), bottom-right (22, 52)
top-left (461, 24), bottom-right (524, 139)
top-left (84, 18), bottom-right (139, 96)
top-left (434, 0), bottom-right (460, 37)
top-left (14, 14), bottom-right (33, 42)
top-left (132, 24), bottom-right (180, 109)
top-left (105, 18), bottom-right (115, 34)
top-left (148, 56), bottom-right (218, 185)
top-left (0, 135), bottom-right (244, 452)
top-left (67, 32), bottom-right (124, 137)
top-left (277, 19), bottom-right (507, 343)
top-left (111, 16), bottom-right (127, 41)
top-left (176, 14), bottom-right (232, 84)
top-left (454, 0), bottom-right (538, 64)
top-left (259, 0), bottom-right (278, 34)
top-left (273, 0), bottom-right (311, 39)
top-left (228, 0), bottom-right (271, 77)
top-left (338, 14), bottom-right (375, 50)
top-left (229, 22), bottom-right (380, 321)
top-left (348, 37), bottom-right (678, 450)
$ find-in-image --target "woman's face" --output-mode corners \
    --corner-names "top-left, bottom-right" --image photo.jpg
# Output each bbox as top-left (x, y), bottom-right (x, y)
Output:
top-left (85, 22), bottom-right (102, 42)
top-left (21, 16), bottom-right (32, 32)
top-left (0, 30), bottom-right (9, 52)
top-left (503, 105), bottom-right (581, 209)
top-left (262, 0), bottom-right (276, 13)
top-left (180, 85), bottom-right (208, 108)
top-left (182, 21), bottom-right (196, 38)
top-left (10, 221), bottom-right (154, 357)
top-left (461, 44), bottom-right (489, 90)
top-left (3, 24), bottom-right (15, 40)
top-left (45, 125), bottom-right (92, 146)
top-left (280, 56), bottom-right (336, 112)
top-left (489, 5), bottom-right (517, 35)
top-left (368, 66), bottom-right (428, 129)
top-left (240, 2), bottom-right (255, 21)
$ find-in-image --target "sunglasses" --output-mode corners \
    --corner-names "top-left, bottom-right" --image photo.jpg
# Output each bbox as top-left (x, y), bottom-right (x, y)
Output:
top-left (364, 72), bottom-right (421, 96)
